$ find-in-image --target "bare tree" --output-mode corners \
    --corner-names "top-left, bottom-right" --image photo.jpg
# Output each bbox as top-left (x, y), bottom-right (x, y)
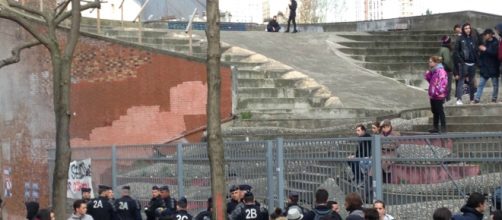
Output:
top-left (205, 0), bottom-right (226, 219)
top-left (0, 0), bottom-right (100, 219)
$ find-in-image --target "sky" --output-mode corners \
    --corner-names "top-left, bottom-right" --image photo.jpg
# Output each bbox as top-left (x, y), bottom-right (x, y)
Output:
top-left (413, 0), bottom-right (502, 16)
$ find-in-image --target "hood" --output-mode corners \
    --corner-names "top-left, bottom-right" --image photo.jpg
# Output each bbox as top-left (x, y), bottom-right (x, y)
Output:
top-left (460, 206), bottom-right (483, 219)
top-left (432, 63), bottom-right (444, 71)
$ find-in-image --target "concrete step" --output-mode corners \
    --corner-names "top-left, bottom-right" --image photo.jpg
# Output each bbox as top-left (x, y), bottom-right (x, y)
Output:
top-left (338, 34), bottom-right (448, 42)
top-left (234, 68), bottom-right (290, 79)
top-left (222, 131), bottom-right (355, 142)
top-left (367, 30), bottom-right (451, 36)
top-left (338, 41), bottom-right (438, 48)
top-left (428, 115), bottom-right (502, 124)
top-left (237, 78), bottom-right (300, 88)
top-left (221, 53), bottom-right (252, 62)
top-left (237, 97), bottom-right (314, 110)
top-left (363, 62), bottom-right (427, 72)
top-left (243, 108), bottom-right (392, 119)
top-left (226, 61), bottom-right (268, 69)
top-left (400, 104), bottom-right (502, 119)
top-left (413, 123), bottom-right (502, 132)
top-left (351, 55), bottom-right (429, 63)
top-left (339, 47), bottom-right (438, 56)
top-left (237, 87), bottom-right (317, 99)
top-left (232, 117), bottom-right (374, 129)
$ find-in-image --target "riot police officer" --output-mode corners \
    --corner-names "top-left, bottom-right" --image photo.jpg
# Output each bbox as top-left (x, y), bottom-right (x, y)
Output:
top-left (81, 187), bottom-right (92, 204)
top-left (145, 186), bottom-right (163, 220)
top-left (229, 192), bottom-right (267, 220)
top-left (170, 197), bottom-right (192, 220)
top-left (87, 185), bottom-right (117, 220)
top-left (194, 197), bottom-right (212, 220)
top-left (114, 186), bottom-right (142, 220)
top-left (227, 185), bottom-right (241, 215)
top-left (158, 185), bottom-right (177, 217)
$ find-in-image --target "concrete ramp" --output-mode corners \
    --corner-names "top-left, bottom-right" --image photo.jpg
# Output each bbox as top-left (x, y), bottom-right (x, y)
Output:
top-left (220, 31), bottom-right (428, 111)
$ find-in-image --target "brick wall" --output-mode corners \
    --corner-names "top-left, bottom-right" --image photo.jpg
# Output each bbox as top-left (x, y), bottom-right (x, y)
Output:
top-left (0, 18), bottom-right (232, 219)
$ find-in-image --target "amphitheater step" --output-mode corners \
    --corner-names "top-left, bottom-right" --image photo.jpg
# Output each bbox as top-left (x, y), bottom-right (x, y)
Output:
top-left (338, 41), bottom-right (438, 48)
top-left (227, 61), bottom-right (268, 69)
top-left (232, 117), bottom-right (374, 129)
top-left (237, 87), bottom-right (317, 99)
top-left (428, 115), bottom-right (502, 124)
top-left (338, 34), bottom-right (448, 42)
top-left (237, 78), bottom-right (300, 88)
top-left (237, 97), bottom-right (314, 110)
top-left (367, 30), bottom-right (451, 35)
top-left (339, 47), bottom-right (438, 56)
top-left (363, 62), bottom-right (426, 72)
top-left (243, 108), bottom-right (392, 119)
top-left (234, 68), bottom-right (290, 79)
top-left (413, 123), bottom-right (502, 132)
top-left (351, 55), bottom-right (429, 63)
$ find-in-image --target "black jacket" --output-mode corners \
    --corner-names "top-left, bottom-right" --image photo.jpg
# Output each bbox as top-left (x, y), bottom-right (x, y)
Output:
top-left (160, 196), bottom-right (177, 216)
top-left (267, 20), bottom-right (281, 32)
top-left (356, 133), bottom-right (372, 158)
top-left (452, 206), bottom-right (483, 220)
top-left (87, 196), bottom-right (117, 220)
top-left (114, 196), bottom-right (142, 220)
top-left (226, 199), bottom-right (240, 214)
top-left (303, 205), bottom-right (341, 220)
top-left (289, 0), bottom-right (297, 16)
top-left (145, 196), bottom-right (163, 220)
top-left (172, 210), bottom-right (193, 220)
top-left (194, 210), bottom-right (211, 220)
top-left (455, 34), bottom-right (478, 64)
top-left (479, 38), bottom-right (500, 78)
top-left (230, 203), bottom-right (267, 220)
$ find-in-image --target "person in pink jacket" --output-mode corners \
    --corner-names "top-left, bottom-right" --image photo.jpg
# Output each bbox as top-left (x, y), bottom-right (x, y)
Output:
top-left (424, 55), bottom-right (448, 133)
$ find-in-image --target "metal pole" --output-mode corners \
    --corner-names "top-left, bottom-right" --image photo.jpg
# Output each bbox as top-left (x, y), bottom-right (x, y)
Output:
top-left (112, 145), bottom-right (118, 195)
top-left (266, 141), bottom-right (275, 212)
top-left (138, 17), bottom-right (142, 44)
top-left (231, 66), bottom-right (238, 115)
top-left (176, 143), bottom-right (185, 198)
top-left (373, 135), bottom-right (383, 201)
top-left (277, 138), bottom-right (285, 210)
top-left (97, 8), bottom-right (101, 34)
top-left (119, 0), bottom-right (125, 28)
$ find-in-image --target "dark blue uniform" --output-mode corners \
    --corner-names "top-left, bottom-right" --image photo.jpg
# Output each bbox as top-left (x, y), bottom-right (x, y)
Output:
top-left (194, 210), bottom-right (211, 220)
top-left (173, 210), bottom-right (193, 220)
top-left (232, 204), bottom-right (267, 220)
top-left (87, 196), bottom-right (117, 220)
top-left (145, 196), bottom-right (163, 220)
top-left (159, 196), bottom-right (177, 217)
top-left (114, 195), bottom-right (142, 220)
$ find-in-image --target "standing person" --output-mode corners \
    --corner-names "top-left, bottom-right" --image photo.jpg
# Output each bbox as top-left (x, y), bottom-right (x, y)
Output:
top-left (170, 197), bottom-right (192, 220)
top-left (326, 201), bottom-right (340, 214)
top-left (159, 186), bottom-right (177, 217)
top-left (285, 0), bottom-right (297, 33)
top-left (195, 197), bottom-right (212, 220)
top-left (82, 188), bottom-right (92, 204)
top-left (373, 201), bottom-right (395, 220)
top-left (303, 189), bottom-right (342, 220)
top-left (425, 55), bottom-right (448, 133)
top-left (114, 186), bottom-right (142, 220)
top-left (267, 16), bottom-right (281, 32)
top-left (229, 192), bottom-right (268, 220)
top-left (68, 200), bottom-right (94, 220)
top-left (348, 124), bottom-right (372, 184)
top-left (379, 119), bottom-right (399, 183)
top-left (433, 207), bottom-right (452, 220)
top-left (438, 35), bottom-right (454, 101)
top-left (454, 23), bottom-right (479, 105)
top-left (284, 192), bottom-right (308, 216)
top-left (145, 186), bottom-right (163, 220)
top-left (363, 208), bottom-right (379, 220)
top-left (452, 192), bottom-right (486, 220)
top-left (227, 185), bottom-right (241, 215)
top-left (495, 24), bottom-right (502, 61)
top-left (474, 29), bottom-right (500, 103)
top-left (344, 193), bottom-right (364, 220)
top-left (87, 185), bottom-right (116, 220)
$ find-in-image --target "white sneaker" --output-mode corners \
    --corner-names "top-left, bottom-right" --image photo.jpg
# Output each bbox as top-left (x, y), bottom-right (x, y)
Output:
top-left (456, 100), bottom-right (463, 105)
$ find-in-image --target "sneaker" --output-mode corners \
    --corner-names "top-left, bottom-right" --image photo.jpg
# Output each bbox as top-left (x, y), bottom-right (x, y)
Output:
top-left (456, 100), bottom-right (463, 105)
top-left (428, 128), bottom-right (439, 133)
top-left (492, 98), bottom-right (497, 103)
top-left (471, 100), bottom-right (479, 104)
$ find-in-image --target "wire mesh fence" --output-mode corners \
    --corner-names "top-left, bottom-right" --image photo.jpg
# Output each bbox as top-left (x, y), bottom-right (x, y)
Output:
top-left (49, 132), bottom-right (502, 220)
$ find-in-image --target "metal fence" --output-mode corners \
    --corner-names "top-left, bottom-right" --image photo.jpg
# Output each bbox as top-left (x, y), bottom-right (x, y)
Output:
top-left (49, 132), bottom-right (502, 220)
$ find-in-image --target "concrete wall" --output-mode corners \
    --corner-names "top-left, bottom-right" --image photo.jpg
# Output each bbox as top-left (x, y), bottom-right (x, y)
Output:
top-left (322, 11), bottom-right (502, 32)
top-left (0, 19), bottom-right (231, 219)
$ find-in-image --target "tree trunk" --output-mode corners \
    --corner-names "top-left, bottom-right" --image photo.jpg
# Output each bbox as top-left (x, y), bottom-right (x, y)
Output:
top-left (51, 54), bottom-right (73, 220)
top-left (205, 0), bottom-right (226, 219)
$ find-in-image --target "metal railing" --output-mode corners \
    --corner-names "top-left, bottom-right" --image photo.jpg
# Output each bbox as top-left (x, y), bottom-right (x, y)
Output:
top-left (132, 0), bottom-right (152, 44)
top-left (185, 8), bottom-right (198, 56)
top-left (49, 132), bottom-right (502, 220)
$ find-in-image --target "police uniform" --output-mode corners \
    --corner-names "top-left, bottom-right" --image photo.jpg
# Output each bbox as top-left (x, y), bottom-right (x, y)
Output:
top-left (114, 186), bottom-right (142, 220)
top-left (145, 186), bottom-right (164, 220)
top-left (81, 187), bottom-right (92, 204)
top-left (87, 185), bottom-right (116, 220)
top-left (195, 197), bottom-right (212, 220)
top-left (229, 192), bottom-right (268, 220)
top-left (227, 185), bottom-right (240, 214)
top-left (159, 185), bottom-right (177, 217)
top-left (173, 210), bottom-right (193, 220)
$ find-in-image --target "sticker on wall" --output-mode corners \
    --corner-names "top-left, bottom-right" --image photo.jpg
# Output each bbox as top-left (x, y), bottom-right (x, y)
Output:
top-left (3, 167), bottom-right (12, 198)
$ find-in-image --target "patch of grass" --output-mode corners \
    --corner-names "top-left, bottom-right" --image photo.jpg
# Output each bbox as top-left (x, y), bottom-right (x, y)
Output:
top-left (240, 111), bottom-right (252, 120)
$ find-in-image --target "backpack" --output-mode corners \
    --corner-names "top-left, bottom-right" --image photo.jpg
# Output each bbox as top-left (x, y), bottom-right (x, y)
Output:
top-left (313, 209), bottom-right (333, 220)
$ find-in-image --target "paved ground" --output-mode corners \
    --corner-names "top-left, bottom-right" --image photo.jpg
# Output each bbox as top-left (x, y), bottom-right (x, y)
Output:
top-left (220, 31), bottom-right (429, 110)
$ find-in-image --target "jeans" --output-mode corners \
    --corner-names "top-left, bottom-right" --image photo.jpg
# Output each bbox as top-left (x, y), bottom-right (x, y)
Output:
top-left (475, 76), bottom-right (499, 101)
top-left (286, 15), bottom-right (296, 31)
top-left (455, 63), bottom-right (476, 101)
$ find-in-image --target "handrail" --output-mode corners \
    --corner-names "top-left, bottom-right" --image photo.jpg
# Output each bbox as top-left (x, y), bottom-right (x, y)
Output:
top-left (185, 8), bottom-right (198, 56)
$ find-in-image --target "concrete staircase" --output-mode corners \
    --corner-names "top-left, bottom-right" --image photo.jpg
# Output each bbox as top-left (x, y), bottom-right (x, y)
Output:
top-left (337, 30), bottom-right (451, 89)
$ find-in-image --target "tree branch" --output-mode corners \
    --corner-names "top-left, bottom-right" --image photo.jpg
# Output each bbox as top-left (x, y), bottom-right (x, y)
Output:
top-left (63, 0), bottom-right (80, 59)
top-left (54, 0), bottom-right (100, 25)
top-left (54, 0), bottom-right (71, 20)
top-left (0, 41), bottom-right (42, 68)
top-left (0, 6), bottom-right (50, 46)
top-left (7, 0), bottom-right (48, 21)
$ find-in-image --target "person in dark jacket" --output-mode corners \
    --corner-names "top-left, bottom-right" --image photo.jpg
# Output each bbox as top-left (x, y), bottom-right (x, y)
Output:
top-left (283, 192), bottom-right (309, 216)
top-left (285, 0), bottom-right (297, 33)
top-left (169, 197), bottom-right (192, 220)
top-left (433, 207), bottom-right (452, 220)
top-left (82, 188), bottom-right (92, 204)
top-left (87, 185), bottom-right (117, 220)
top-left (454, 23), bottom-right (479, 105)
top-left (474, 29), bottom-right (500, 103)
top-left (158, 186), bottom-right (177, 217)
top-left (348, 124), bottom-right (372, 184)
top-left (145, 186), bottom-right (163, 220)
top-left (495, 23), bottom-right (502, 62)
top-left (267, 16), bottom-right (281, 32)
top-left (452, 192), bottom-right (486, 220)
top-left (303, 189), bottom-right (342, 220)
top-left (114, 186), bottom-right (142, 220)
top-left (26, 201), bottom-right (40, 220)
top-left (438, 35), bottom-right (454, 101)
top-left (195, 197), bottom-right (212, 220)
top-left (344, 193), bottom-right (364, 220)
top-left (229, 192), bottom-right (268, 220)
top-left (227, 185), bottom-right (241, 215)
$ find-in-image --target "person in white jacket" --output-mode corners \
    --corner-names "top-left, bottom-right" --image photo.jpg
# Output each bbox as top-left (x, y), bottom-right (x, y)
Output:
top-left (68, 200), bottom-right (94, 220)
top-left (373, 200), bottom-right (395, 220)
